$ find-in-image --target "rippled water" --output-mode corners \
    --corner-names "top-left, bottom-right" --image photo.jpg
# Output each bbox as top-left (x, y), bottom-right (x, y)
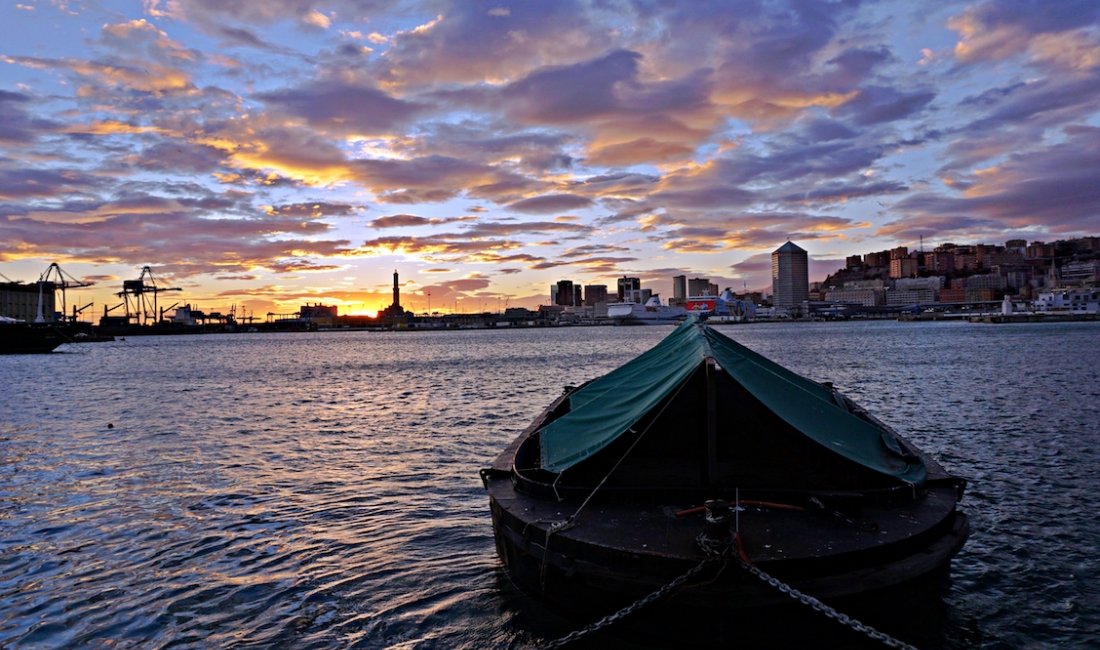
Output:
top-left (1, 322), bottom-right (1097, 648)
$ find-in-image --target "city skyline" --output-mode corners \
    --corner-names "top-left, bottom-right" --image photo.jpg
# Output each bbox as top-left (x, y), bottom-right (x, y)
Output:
top-left (2, 1), bottom-right (1099, 315)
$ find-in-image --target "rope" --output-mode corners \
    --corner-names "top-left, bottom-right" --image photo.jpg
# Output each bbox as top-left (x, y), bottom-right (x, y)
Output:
top-left (538, 377), bottom-right (693, 592)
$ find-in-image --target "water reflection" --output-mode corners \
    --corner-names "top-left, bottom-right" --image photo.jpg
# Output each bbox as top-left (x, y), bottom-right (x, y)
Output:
top-left (1, 323), bottom-right (1098, 647)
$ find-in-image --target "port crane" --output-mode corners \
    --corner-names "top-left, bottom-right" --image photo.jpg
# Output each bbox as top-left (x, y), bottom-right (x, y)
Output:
top-left (36, 262), bottom-right (94, 323)
top-left (71, 302), bottom-right (94, 323)
top-left (117, 266), bottom-right (182, 326)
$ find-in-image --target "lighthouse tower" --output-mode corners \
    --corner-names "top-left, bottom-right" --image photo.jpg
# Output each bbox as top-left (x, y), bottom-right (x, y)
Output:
top-left (392, 269), bottom-right (401, 310)
top-left (378, 269), bottom-right (406, 323)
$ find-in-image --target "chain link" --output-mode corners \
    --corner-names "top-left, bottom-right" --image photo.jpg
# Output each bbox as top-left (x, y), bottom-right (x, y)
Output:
top-left (738, 560), bottom-right (917, 650)
top-left (538, 530), bottom-right (917, 650)
top-left (538, 558), bottom-right (717, 649)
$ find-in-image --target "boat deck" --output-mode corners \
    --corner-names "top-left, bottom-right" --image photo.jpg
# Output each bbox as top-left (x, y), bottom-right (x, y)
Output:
top-left (488, 476), bottom-right (959, 566)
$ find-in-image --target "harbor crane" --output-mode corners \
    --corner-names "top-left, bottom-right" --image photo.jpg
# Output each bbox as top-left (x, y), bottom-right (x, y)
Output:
top-left (117, 266), bottom-right (182, 326)
top-left (36, 262), bottom-right (94, 323)
top-left (71, 302), bottom-right (94, 323)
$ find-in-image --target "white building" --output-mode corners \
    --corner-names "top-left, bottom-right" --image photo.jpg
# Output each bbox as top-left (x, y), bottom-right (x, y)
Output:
top-left (824, 288), bottom-right (883, 306)
top-left (1034, 289), bottom-right (1100, 313)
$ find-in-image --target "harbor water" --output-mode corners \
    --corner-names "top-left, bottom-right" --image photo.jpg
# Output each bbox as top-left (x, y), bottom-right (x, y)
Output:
top-left (2, 321), bottom-right (1098, 648)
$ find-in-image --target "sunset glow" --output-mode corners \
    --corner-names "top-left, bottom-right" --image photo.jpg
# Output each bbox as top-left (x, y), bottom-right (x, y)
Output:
top-left (2, 1), bottom-right (1098, 316)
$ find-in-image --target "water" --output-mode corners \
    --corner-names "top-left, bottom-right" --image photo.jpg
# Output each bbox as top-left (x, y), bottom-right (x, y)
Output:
top-left (1, 321), bottom-right (1097, 648)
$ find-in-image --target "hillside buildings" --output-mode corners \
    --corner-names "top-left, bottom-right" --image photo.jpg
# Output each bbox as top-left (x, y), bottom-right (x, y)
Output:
top-left (821, 237), bottom-right (1100, 310)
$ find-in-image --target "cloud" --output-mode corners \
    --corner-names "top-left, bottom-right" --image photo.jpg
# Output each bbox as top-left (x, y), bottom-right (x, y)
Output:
top-left (0, 91), bottom-right (51, 143)
top-left (369, 214), bottom-right (434, 228)
top-left (0, 203), bottom-right (353, 276)
top-left (1, 0), bottom-right (1097, 311)
top-left (4, 54), bottom-right (194, 95)
top-left (258, 79), bottom-right (427, 137)
top-left (507, 193), bottom-right (594, 214)
top-left (397, 121), bottom-right (576, 173)
top-left (956, 75), bottom-right (1100, 137)
top-left (461, 220), bottom-right (592, 237)
top-left (265, 202), bottom-right (360, 218)
top-left (586, 138), bottom-right (698, 166)
top-left (889, 126), bottom-right (1100, 237)
top-left (780, 180), bottom-right (909, 205)
top-left (120, 140), bottom-right (229, 174)
top-left (100, 18), bottom-right (198, 63)
top-left (560, 244), bottom-right (630, 258)
top-left (367, 213), bottom-right (476, 228)
top-left (303, 10), bottom-right (331, 29)
top-left (359, 234), bottom-right (524, 259)
top-left (503, 50), bottom-right (641, 124)
top-left (948, 1), bottom-right (1100, 64)
top-left (354, 155), bottom-right (529, 203)
top-left (834, 85), bottom-right (935, 125)
top-left (0, 167), bottom-right (104, 200)
top-left (375, 1), bottom-right (608, 87)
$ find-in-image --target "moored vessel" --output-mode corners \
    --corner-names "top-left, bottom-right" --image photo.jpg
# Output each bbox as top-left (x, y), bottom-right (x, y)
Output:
top-left (607, 296), bottom-right (687, 324)
top-left (483, 318), bottom-right (968, 645)
top-left (0, 317), bottom-right (67, 354)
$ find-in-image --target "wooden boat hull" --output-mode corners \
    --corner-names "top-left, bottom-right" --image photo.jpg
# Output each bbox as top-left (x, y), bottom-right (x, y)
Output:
top-left (484, 395), bottom-right (969, 645)
top-left (487, 471), bottom-right (968, 645)
top-left (484, 322), bottom-right (970, 644)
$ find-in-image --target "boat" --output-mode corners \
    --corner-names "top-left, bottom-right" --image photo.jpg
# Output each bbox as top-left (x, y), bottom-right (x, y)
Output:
top-left (483, 318), bottom-right (968, 644)
top-left (684, 295), bottom-right (719, 315)
top-left (0, 317), bottom-right (67, 353)
top-left (607, 296), bottom-right (687, 324)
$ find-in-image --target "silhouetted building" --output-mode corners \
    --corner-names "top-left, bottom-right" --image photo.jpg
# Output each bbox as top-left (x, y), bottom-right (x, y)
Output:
top-left (553, 280), bottom-right (580, 306)
top-left (672, 275), bottom-right (686, 300)
top-left (300, 304), bottom-right (337, 326)
top-left (771, 241), bottom-right (809, 309)
top-left (617, 276), bottom-right (641, 302)
top-left (584, 284), bottom-right (608, 306)
top-left (687, 277), bottom-right (711, 296)
top-left (1, 281), bottom-right (55, 322)
top-left (378, 269), bottom-right (407, 321)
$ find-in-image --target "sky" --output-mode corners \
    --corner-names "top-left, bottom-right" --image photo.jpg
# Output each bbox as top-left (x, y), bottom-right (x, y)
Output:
top-left (1, 0), bottom-right (1099, 317)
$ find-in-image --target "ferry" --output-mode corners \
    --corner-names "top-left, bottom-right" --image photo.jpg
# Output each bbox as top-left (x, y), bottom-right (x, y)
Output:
top-left (607, 296), bottom-right (687, 324)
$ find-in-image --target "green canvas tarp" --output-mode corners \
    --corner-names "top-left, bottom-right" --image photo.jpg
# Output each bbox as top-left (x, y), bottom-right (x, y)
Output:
top-left (538, 319), bottom-right (926, 484)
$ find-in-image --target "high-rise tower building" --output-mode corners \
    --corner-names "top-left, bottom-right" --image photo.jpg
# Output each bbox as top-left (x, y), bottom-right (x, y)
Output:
top-left (584, 284), bottom-right (608, 306)
top-left (771, 241), bottom-right (809, 308)
top-left (553, 280), bottom-right (579, 306)
top-left (688, 277), bottom-right (712, 296)
top-left (672, 275), bottom-right (687, 301)
top-left (617, 276), bottom-right (641, 302)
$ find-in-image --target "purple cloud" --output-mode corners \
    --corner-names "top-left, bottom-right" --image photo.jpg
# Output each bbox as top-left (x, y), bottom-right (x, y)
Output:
top-left (507, 194), bottom-right (594, 214)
